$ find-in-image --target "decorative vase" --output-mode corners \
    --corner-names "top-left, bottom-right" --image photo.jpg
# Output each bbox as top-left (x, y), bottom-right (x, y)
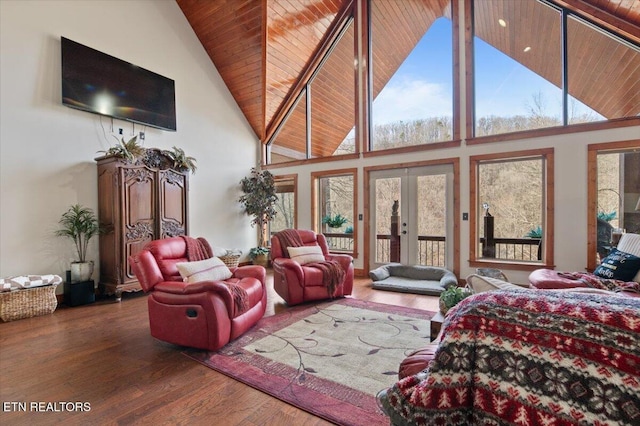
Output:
top-left (70, 261), bottom-right (94, 283)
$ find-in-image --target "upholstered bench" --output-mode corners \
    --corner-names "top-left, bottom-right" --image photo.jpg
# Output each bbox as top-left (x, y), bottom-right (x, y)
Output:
top-left (369, 264), bottom-right (458, 296)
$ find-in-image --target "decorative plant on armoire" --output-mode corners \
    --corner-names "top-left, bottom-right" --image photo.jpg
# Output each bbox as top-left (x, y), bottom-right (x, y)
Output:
top-left (239, 168), bottom-right (278, 267)
top-left (56, 204), bottom-right (101, 283)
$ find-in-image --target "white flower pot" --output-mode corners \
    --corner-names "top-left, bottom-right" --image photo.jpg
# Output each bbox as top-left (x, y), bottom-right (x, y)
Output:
top-left (70, 261), bottom-right (94, 283)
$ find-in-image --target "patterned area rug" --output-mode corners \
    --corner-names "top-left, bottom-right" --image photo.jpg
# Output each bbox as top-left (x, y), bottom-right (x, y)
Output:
top-left (184, 298), bottom-right (435, 426)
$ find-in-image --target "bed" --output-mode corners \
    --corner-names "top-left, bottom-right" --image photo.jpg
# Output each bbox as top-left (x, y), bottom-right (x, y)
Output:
top-left (377, 289), bottom-right (640, 425)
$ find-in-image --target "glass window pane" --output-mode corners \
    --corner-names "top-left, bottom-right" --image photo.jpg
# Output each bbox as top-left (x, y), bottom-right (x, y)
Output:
top-left (596, 151), bottom-right (640, 260)
top-left (478, 158), bottom-right (543, 261)
top-left (269, 91), bottom-right (307, 164)
top-left (270, 176), bottom-right (296, 237)
top-left (474, 0), bottom-right (562, 136)
top-left (310, 21), bottom-right (356, 158)
top-left (371, 1), bottom-right (453, 150)
top-left (567, 15), bottom-right (639, 123)
top-left (318, 174), bottom-right (354, 252)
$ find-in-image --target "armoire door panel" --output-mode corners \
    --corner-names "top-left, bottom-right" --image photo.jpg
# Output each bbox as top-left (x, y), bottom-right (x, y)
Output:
top-left (123, 168), bottom-right (156, 226)
top-left (159, 170), bottom-right (187, 236)
top-left (124, 236), bottom-right (154, 280)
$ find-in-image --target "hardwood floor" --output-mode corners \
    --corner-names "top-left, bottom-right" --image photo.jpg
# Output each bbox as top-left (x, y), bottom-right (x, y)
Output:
top-left (0, 273), bottom-right (439, 425)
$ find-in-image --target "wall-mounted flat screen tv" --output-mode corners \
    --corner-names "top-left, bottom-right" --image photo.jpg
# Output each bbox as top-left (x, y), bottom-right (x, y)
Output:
top-left (61, 37), bottom-right (176, 131)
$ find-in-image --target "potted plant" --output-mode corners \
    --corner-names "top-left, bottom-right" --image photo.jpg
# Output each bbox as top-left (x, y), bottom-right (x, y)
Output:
top-left (239, 168), bottom-right (278, 266)
top-left (248, 247), bottom-right (270, 267)
top-left (98, 135), bottom-right (145, 162)
top-left (56, 204), bottom-right (100, 283)
top-left (322, 213), bottom-right (349, 229)
top-left (163, 146), bottom-right (197, 173)
top-left (439, 286), bottom-right (473, 314)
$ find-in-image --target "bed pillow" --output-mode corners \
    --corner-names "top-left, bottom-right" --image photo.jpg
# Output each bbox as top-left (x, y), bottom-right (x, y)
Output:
top-left (176, 257), bottom-right (232, 283)
top-left (617, 233), bottom-right (640, 282)
top-left (593, 248), bottom-right (640, 282)
top-left (288, 245), bottom-right (325, 265)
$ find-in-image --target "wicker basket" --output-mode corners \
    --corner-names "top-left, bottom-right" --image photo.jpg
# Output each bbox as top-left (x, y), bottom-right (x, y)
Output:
top-left (219, 254), bottom-right (241, 268)
top-left (0, 284), bottom-right (59, 322)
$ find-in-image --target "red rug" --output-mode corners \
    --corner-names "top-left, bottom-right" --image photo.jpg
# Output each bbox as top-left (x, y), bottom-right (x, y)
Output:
top-left (184, 298), bottom-right (435, 426)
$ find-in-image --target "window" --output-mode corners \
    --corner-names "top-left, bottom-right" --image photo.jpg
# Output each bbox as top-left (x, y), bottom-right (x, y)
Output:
top-left (270, 175), bottom-right (297, 237)
top-left (311, 20), bottom-right (356, 157)
top-left (269, 91), bottom-right (307, 164)
top-left (370, 0), bottom-right (454, 150)
top-left (588, 142), bottom-right (640, 269)
top-left (312, 169), bottom-right (357, 255)
top-left (470, 149), bottom-right (554, 268)
top-left (473, 0), bottom-right (563, 136)
top-left (566, 15), bottom-right (637, 123)
top-left (267, 17), bottom-right (356, 163)
top-left (471, 0), bottom-right (637, 138)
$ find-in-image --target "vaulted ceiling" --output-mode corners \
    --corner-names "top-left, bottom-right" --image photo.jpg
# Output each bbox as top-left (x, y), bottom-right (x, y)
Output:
top-left (176, 0), bottom-right (639, 150)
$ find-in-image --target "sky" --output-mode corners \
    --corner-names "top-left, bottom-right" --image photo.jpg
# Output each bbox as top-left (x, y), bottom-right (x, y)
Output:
top-left (372, 17), bottom-right (601, 126)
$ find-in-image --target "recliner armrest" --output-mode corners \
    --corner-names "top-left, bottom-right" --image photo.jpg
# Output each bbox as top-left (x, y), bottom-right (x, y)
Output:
top-left (272, 258), bottom-right (304, 283)
top-left (327, 253), bottom-right (353, 271)
top-left (232, 265), bottom-right (266, 284)
top-left (153, 280), bottom-right (236, 313)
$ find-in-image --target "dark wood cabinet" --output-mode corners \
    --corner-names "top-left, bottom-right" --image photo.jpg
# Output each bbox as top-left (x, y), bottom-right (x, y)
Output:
top-left (96, 151), bottom-right (189, 301)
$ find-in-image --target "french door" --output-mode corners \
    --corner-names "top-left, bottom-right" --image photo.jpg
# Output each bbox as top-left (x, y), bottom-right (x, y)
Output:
top-left (369, 165), bottom-right (454, 269)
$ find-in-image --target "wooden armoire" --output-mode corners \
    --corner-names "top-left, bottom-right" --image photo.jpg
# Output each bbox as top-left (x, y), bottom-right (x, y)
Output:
top-left (96, 149), bottom-right (189, 301)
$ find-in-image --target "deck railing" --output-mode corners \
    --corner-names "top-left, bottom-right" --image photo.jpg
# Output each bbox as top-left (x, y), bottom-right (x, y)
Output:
top-left (272, 231), bottom-right (540, 263)
top-left (375, 234), bottom-right (540, 265)
top-left (480, 237), bottom-right (542, 261)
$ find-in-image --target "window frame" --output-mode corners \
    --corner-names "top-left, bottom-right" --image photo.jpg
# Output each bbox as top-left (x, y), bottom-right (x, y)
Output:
top-left (469, 148), bottom-right (555, 271)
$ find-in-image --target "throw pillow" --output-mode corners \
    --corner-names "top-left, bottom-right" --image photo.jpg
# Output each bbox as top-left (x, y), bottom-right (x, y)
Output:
top-left (176, 257), bottom-right (232, 283)
top-left (288, 245), bottom-right (325, 265)
top-left (594, 248), bottom-right (640, 282)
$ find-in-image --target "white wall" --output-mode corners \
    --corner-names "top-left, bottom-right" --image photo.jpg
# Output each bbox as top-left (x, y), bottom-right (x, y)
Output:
top-left (0, 0), bottom-right (260, 290)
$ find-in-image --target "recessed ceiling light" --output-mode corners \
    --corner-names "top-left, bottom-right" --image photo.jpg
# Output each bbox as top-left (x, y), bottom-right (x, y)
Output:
top-left (524, 46), bottom-right (531, 52)
top-left (498, 19), bottom-right (507, 27)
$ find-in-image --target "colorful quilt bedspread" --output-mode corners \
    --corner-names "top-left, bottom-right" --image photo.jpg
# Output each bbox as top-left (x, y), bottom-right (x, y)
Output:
top-left (377, 289), bottom-right (640, 425)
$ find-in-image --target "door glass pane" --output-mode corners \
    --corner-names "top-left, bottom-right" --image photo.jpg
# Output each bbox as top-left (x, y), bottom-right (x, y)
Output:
top-left (374, 177), bottom-right (401, 263)
top-left (417, 174), bottom-right (446, 266)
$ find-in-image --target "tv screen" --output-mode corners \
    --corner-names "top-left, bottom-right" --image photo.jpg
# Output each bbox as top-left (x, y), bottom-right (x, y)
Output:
top-left (61, 37), bottom-right (176, 131)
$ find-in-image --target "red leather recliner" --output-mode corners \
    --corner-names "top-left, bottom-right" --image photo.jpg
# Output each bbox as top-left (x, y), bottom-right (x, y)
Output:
top-left (129, 237), bottom-right (267, 351)
top-left (271, 229), bottom-right (354, 306)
